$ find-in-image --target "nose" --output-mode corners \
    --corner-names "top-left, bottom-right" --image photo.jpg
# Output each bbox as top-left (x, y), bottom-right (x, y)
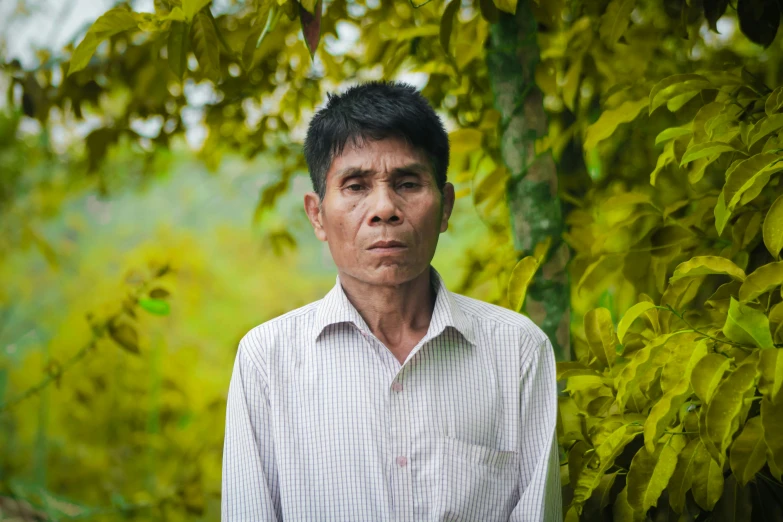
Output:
top-left (369, 184), bottom-right (402, 225)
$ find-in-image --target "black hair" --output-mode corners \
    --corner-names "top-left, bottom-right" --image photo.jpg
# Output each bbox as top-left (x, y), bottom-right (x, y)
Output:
top-left (303, 81), bottom-right (449, 201)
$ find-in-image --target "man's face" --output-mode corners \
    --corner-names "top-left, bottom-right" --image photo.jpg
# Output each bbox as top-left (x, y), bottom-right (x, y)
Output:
top-left (304, 136), bottom-right (455, 287)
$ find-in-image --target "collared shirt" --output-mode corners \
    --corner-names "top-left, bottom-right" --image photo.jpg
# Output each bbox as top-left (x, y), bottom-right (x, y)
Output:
top-left (221, 265), bottom-right (561, 521)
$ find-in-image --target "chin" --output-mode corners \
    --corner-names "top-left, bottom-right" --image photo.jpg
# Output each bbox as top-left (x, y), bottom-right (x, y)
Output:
top-left (362, 264), bottom-right (423, 285)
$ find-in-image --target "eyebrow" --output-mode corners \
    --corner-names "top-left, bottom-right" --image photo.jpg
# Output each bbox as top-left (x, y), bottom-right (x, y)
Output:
top-left (336, 163), bottom-right (431, 181)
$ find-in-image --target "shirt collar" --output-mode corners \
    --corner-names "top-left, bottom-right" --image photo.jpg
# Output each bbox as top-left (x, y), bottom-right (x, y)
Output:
top-left (313, 265), bottom-right (475, 346)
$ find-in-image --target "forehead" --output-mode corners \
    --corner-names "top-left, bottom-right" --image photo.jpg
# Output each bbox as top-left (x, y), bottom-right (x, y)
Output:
top-left (326, 136), bottom-right (430, 179)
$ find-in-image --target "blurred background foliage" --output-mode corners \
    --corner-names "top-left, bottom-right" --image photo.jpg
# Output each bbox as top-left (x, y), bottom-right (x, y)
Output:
top-left (2, 0), bottom-right (783, 520)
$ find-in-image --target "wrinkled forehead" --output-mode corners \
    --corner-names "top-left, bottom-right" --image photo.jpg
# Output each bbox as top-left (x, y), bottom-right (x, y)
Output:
top-left (326, 135), bottom-right (434, 181)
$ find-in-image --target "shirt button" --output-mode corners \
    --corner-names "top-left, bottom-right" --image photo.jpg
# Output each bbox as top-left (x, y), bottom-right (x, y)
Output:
top-left (391, 382), bottom-right (403, 392)
top-left (396, 456), bottom-right (408, 467)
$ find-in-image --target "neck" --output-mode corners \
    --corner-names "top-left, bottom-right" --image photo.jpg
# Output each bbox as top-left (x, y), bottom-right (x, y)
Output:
top-left (339, 267), bottom-right (436, 345)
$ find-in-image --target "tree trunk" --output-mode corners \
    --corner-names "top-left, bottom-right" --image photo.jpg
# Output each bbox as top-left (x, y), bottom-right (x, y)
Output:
top-left (486, 0), bottom-right (571, 361)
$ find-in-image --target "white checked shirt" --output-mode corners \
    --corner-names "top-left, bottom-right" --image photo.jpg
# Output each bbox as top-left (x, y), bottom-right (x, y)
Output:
top-left (222, 265), bottom-right (561, 521)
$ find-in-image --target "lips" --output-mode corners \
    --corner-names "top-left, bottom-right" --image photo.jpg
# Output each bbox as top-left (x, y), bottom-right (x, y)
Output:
top-left (369, 240), bottom-right (406, 249)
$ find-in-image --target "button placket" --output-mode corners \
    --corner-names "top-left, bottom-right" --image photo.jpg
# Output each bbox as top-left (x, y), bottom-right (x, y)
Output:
top-left (389, 371), bottom-right (413, 522)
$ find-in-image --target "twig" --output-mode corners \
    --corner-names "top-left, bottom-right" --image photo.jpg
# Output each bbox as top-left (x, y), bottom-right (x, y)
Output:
top-left (654, 305), bottom-right (753, 352)
top-left (0, 331), bottom-right (103, 413)
top-left (0, 267), bottom-right (168, 413)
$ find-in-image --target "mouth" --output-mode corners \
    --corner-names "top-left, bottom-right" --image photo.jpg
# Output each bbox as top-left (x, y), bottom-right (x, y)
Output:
top-left (369, 241), bottom-right (407, 252)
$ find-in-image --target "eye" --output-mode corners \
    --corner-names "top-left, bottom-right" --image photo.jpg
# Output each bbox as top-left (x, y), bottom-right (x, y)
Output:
top-left (346, 184), bottom-right (363, 191)
top-left (399, 182), bottom-right (418, 189)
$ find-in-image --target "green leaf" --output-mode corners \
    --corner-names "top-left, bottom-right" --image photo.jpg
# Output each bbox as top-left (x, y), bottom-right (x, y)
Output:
top-left (558, 396), bottom-right (584, 445)
top-left (165, 7), bottom-right (186, 21)
top-left (449, 129), bottom-right (483, 154)
top-left (669, 255), bottom-right (746, 283)
top-left (183, 0), bottom-right (211, 21)
top-left (243, 3), bottom-right (277, 70)
top-left (688, 155), bottom-right (719, 185)
top-left (655, 125), bottom-right (692, 145)
top-left (568, 439), bottom-right (590, 487)
top-left (617, 302), bottom-right (656, 344)
top-left (766, 86), bottom-right (783, 116)
top-left (644, 379), bottom-right (690, 452)
top-left (571, 423), bottom-right (644, 505)
top-left (691, 353), bottom-right (731, 404)
top-left (739, 261), bottom-right (783, 302)
top-left (557, 362), bottom-right (603, 381)
top-left (692, 101), bottom-right (725, 143)
top-left (599, 0), bottom-right (635, 46)
top-left (584, 98), bottom-right (649, 150)
top-left (440, 0), bottom-right (461, 58)
top-left (67, 8), bottom-right (139, 76)
top-left (764, 193), bottom-right (783, 259)
top-left (167, 21), bottom-right (190, 79)
top-left (190, 11), bottom-right (220, 82)
top-left (139, 298), bottom-right (171, 316)
top-left (584, 307), bottom-right (617, 368)
top-left (649, 74), bottom-right (712, 115)
top-left (615, 333), bottom-right (681, 410)
top-left (732, 211), bottom-right (763, 250)
top-left (299, 0), bottom-right (322, 59)
top-left (668, 438), bottom-right (702, 513)
top-left (748, 113), bottom-right (783, 148)
top-left (692, 440), bottom-right (725, 511)
top-left (492, 0), bottom-right (517, 14)
top-left (759, 348), bottom-right (783, 404)
top-left (762, 396), bottom-right (783, 480)
top-left (645, 341), bottom-right (707, 450)
top-left (635, 332), bottom-right (697, 398)
top-left (507, 256), bottom-right (539, 313)
top-left (715, 191), bottom-right (731, 235)
top-left (680, 141), bottom-right (737, 166)
top-left (566, 375), bottom-right (612, 414)
top-left (650, 140), bottom-right (675, 186)
top-left (707, 105), bottom-right (743, 139)
top-left (702, 352), bottom-right (760, 464)
top-left (661, 338), bottom-right (708, 394)
top-left (68, 34), bottom-right (102, 76)
top-left (89, 7), bottom-right (139, 37)
top-left (723, 297), bottom-right (775, 349)
top-left (723, 152), bottom-right (783, 212)
top-left (627, 436), bottom-right (686, 512)
top-left (472, 167), bottom-right (507, 206)
top-left (729, 416), bottom-right (767, 486)
top-left (667, 91), bottom-right (699, 112)
top-left (613, 486), bottom-right (645, 522)
top-left (561, 54), bottom-right (584, 113)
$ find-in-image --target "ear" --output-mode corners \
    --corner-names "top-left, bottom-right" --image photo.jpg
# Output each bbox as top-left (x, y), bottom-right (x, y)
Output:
top-left (304, 192), bottom-right (328, 242)
top-left (439, 182), bottom-right (455, 233)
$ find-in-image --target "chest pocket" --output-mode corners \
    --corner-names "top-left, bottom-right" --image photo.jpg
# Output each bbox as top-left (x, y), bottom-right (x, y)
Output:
top-left (436, 435), bottom-right (520, 522)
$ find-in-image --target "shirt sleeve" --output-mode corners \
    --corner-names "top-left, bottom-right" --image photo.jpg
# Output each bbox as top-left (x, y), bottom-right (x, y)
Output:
top-left (510, 335), bottom-right (563, 522)
top-left (221, 337), bottom-right (281, 522)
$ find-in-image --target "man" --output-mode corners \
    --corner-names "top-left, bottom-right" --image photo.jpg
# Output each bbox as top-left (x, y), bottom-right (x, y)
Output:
top-left (221, 81), bottom-right (561, 521)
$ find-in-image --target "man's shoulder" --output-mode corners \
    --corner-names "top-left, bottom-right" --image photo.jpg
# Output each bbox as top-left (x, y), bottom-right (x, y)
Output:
top-left (449, 291), bottom-right (551, 366)
top-left (450, 291), bottom-right (547, 340)
top-left (238, 299), bottom-right (321, 356)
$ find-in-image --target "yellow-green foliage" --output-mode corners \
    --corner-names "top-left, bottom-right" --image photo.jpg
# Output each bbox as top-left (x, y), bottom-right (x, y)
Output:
top-left (559, 70), bottom-right (783, 520)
